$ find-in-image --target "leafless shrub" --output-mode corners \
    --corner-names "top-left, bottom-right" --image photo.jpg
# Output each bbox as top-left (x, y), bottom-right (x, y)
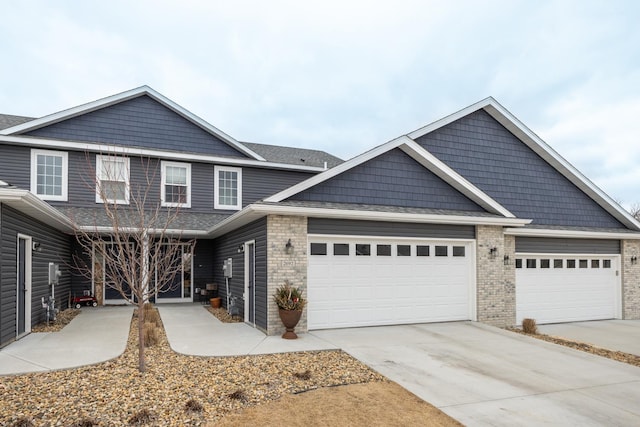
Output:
top-left (294, 370), bottom-right (312, 380)
top-left (70, 419), bottom-right (98, 427)
top-left (228, 389), bottom-right (248, 402)
top-left (128, 408), bottom-right (155, 425)
top-left (184, 398), bottom-right (204, 412)
top-left (522, 318), bottom-right (538, 335)
top-left (143, 322), bottom-right (159, 347)
top-left (12, 418), bottom-right (35, 427)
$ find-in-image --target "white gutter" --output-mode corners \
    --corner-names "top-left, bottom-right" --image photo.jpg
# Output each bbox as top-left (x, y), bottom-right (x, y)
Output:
top-left (0, 135), bottom-right (326, 173)
top-left (208, 203), bottom-right (532, 238)
top-left (504, 227), bottom-right (640, 240)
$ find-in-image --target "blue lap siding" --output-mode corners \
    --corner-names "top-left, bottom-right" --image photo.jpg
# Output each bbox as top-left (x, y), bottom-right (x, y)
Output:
top-left (24, 95), bottom-right (248, 158)
top-left (415, 110), bottom-right (625, 228)
top-left (212, 218), bottom-right (268, 330)
top-left (290, 148), bottom-right (484, 212)
top-left (0, 204), bottom-right (72, 348)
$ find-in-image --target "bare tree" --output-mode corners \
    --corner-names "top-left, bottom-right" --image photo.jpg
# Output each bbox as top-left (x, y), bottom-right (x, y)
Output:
top-left (72, 152), bottom-right (195, 373)
top-left (630, 203), bottom-right (640, 221)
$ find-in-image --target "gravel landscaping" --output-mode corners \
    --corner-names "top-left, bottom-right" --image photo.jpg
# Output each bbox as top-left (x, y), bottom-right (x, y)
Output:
top-left (507, 327), bottom-right (640, 367)
top-left (0, 307), bottom-right (386, 426)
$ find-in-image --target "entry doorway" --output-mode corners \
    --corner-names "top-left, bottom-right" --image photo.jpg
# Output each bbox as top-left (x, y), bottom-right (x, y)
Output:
top-left (244, 240), bottom-right (256, 326)
top-left (17, 234), bottom-right (32, 337)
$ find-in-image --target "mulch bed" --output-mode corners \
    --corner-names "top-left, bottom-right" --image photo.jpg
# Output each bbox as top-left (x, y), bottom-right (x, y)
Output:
top-left (205, 306), bottom-right (242, 323)
top-left (507, 327), bottom-right (640, 368)
top-left (0, 307), bottom-right (385, 426)
top-left (30, 308), bottom-right (81, 333)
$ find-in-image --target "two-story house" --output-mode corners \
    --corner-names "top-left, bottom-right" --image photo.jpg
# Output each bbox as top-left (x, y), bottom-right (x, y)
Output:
top-left (1, 86), bottom-right (639, 349)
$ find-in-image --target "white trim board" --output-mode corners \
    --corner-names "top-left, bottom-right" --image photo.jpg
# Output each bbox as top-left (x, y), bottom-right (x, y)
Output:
top-left (0, 188), bottom-right (73, 232)
top-left (208, 203), bottom-right (531, 238)
top-left (504, 227), bottom-right (640, 240)
top-left (0, 135), bottom-right (325, 173)
top-left (0, 86), bottom-right (265, 161)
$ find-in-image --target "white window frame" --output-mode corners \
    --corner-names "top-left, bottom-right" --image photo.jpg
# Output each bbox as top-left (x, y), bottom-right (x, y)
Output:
top-left (161, 161), bottom-right (191, 208)
top-left (95, 155), bottom-right (130, 204)
top-left (214, 165), bottom-right (242, 210)
top-left (30, 149), bottom-right (68, 201)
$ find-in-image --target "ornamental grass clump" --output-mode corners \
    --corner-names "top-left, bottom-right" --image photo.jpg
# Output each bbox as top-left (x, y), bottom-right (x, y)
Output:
top-left (522, 318), bottom-right (539, 335)
top-left (273, 282), bottom-right (307, 311)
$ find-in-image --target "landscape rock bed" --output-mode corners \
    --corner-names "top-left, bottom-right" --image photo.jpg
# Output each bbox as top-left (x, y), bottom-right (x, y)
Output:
top-left (507, 327), bottom-right (640, 367)
top-left (0, 307), bottom-right (385, 426)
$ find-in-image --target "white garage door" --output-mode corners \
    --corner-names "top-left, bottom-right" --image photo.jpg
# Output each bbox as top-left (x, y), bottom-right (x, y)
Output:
top-left (307, 236), bottom-right (475, 330)
top-left (516, 255), bottom-right (619, 325)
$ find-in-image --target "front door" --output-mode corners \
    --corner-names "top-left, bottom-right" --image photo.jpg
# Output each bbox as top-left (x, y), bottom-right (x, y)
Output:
top-left (244, 241), bottom-right (256, 325)
top-left (17, 235), bottom-right (32, 337)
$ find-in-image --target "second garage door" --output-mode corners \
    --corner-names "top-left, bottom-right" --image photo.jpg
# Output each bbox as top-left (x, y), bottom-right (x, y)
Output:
top-left (307, 236), bottom-right (475, 330)
top-left (516, 255), bottom-right (619, 324)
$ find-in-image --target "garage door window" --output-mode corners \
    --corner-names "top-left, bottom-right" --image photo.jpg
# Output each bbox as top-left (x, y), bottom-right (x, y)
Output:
top-left (579, 259), bottom-right (588, 268)
top-left (416, 245), bottom-right (430, 256)
top-left (435, 246), bottom-right (448, 256)
top-left (356, 244), bottom-right (371, 256)
top-left (452, 246), bottom-right (465, 257)
top-left (592, 260), bottom-right (600, 268)
top-left (553, 259), bottom-right (563, 268)
top-left (515, 258), bottom-right (522, 268)
top-left (377, 245), bottom-right (391, 256)
top-left (567, 259), bottom-right (576, 268)
top-left (310, 243), bottom-right (327, 255)
top-left (603, 260), bottom-right (611, 268)
top-left (334, 244), bottom-right (349, 256)
top-left (540, 259), bottom-right (550, 268)
top-left (397, 245), bottom-right (411, 256)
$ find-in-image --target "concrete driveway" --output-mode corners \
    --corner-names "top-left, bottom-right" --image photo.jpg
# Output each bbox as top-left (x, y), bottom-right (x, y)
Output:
top-left (538, 320), bottom-right (640, 355)
top-left (312, 322), bottom-right (640, 426)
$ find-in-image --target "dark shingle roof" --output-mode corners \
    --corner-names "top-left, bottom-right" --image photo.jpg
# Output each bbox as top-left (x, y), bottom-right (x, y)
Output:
top-left (56, 206), bottom-right (228, 232)
top-left (242, 142), bottom-right (343, 169)
top-left (0, 114), bottom-right (34, 130)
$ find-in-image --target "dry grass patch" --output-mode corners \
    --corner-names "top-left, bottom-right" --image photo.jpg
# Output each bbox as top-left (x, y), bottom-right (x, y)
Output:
top-left (215, 381), bottom-right (462, 427)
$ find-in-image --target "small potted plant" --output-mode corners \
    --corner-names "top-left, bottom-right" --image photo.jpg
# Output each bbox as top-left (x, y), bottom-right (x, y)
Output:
top-left (273, 281), bottom-right (307, 339)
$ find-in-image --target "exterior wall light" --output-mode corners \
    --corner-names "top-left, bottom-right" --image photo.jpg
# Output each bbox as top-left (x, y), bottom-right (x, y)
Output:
top-left (285, 239), bottom-right (294, 254)
top-left (237, 244), bottom-right (244, 253)
top-left (631, 256), bottom-right (638, 265)
top-left (503, 255), bottom-right (510, 265)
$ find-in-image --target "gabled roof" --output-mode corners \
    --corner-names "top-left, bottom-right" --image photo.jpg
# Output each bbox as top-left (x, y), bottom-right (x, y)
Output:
top-left (265, 135), bottom-right (517, 218)
top-left (0, 114), bottom-right (33, 130)
top-left (0, 86), bottom-right (266, 161)
top-left (408, 97), bottom-right (640, 231)
top-left (0, 187), bottom-right (73, 233)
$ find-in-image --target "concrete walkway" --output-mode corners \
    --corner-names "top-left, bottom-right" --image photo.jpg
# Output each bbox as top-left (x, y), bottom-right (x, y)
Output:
top-left (158, 304), bottom-right (337, 356)
top-left (538, 319), bottom-right (640, 355)
top-left (0, 306), bottom-right (133, 375)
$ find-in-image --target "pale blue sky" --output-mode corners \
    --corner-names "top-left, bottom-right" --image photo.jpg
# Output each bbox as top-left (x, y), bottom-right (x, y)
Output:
top-left (2, 1), bottom-right (639, 206)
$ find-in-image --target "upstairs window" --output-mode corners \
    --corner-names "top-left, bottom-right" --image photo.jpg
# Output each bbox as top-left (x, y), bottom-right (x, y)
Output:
top-left (96, 155), bottom-right (129, 204)
top-left (214, 166), bottom-right (242, 210)
top-left (31, 149), bottom-right (68, 201)
top-left (161, 161), bottom-right (191, 207)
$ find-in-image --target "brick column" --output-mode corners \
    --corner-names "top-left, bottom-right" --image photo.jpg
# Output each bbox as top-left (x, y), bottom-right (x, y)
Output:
top-left (622, 240), bottom-right (640, 319)
top-left (476, 225), bottom-right (513, 326)
top-left (266, 215), bottom-right (308, 335)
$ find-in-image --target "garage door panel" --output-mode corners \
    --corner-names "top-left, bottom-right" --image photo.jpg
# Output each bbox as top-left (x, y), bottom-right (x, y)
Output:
top-left (516, 255), bottom-right (618, 324)
top-left (308, 237), bottom-right (474, 329)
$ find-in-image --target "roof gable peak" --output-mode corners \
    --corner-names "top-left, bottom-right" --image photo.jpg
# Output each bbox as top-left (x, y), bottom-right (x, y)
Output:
top-left (0, 86), bottom-right (264, 161)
